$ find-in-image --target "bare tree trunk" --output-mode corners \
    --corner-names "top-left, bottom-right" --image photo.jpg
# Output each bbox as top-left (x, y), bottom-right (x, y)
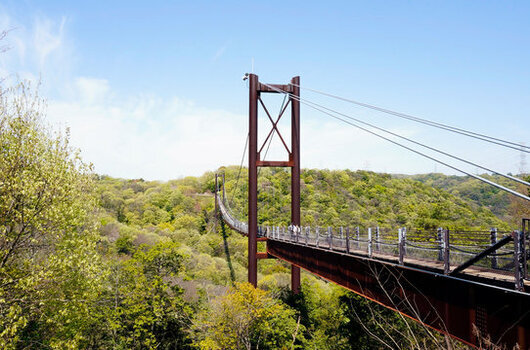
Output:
top-left (291, 315), bottom-right (301, 350)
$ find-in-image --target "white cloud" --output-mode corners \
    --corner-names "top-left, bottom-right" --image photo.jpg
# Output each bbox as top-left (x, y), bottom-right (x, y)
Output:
top-left (2, 10), bottom-right (520, 180)
top-left (33, 16), bottom-right (66, 69)
top-left (0, 12), bottom-right (71, 91)
top-left (300, 115), bottom-right (432, 173)
top-left (45, 76), bottom-right (455, 181)
top-left (0, 11), bottom-right (249, 181)
top-left (47, 78), bottom-right (247, 180)
top-left (75, 77), bottom-right (110, 104)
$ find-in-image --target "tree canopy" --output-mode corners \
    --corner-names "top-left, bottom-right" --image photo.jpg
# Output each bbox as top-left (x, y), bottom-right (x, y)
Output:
top-left (0, 83), bottom-right (104, 349)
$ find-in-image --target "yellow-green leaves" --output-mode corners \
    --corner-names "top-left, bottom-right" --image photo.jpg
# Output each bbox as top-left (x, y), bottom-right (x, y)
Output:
top-left (107, 241), bottom-right (192, 349)
top-left (0, 82), bottom-right (104, 349)
top-left (194, 282), bottom-right (303, 350)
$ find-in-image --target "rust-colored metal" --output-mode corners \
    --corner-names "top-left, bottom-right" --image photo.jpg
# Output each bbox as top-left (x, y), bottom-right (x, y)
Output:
top-left (214, 174), bottom-right (218, 222)
top-left (247, 74), bottom-right (302, 293)
top-left (256, 160), bottom-right (294, 167)
top-left (248, 73), bottom-right (258, 287)
top-left (258, 83), bottom-right (293, 93)
top-left (267, 240), bottom-right (530, 348)
top-left (258, 97), bottom-right (291, 155)
top-left (290, 76), bottom-right (301, 294)
top-left (257, 237), bottom-right (268, 242)
top-left (257, 252), bottom-right (273, 259)
top-left (258, 101), bottom-right (291, 155)
top-left (222, 173), bottom-right (225, 202)
top-left (450, 235), bottom-right (513, 275)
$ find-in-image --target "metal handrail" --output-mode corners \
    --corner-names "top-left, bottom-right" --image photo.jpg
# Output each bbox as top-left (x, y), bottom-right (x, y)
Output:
top-left (215, 179), bottom-right (527, 290)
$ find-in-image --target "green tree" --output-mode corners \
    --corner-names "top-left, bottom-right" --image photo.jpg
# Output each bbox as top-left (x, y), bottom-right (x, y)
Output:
top-left (0, 82), bottom-right (106, 349)
top-left (194, 282), bottom-right (304, 350)
top-left (108, 240), bottom-right (193, 350)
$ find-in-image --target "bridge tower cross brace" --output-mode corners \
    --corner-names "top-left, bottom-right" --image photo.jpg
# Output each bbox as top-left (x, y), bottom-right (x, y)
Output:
top-left (248, 73), bottom-right (301, 293)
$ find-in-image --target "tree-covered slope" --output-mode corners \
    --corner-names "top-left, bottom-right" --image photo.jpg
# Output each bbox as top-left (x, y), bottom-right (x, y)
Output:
top-left (402, 172), bottom-right (529, 224)
top-left (92, 167), bottom-right (513, 349)
top-left (220, 167), bottom-right (511, 231)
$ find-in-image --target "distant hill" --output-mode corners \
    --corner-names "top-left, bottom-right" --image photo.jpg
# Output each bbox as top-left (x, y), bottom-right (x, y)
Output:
top-left (392, 172), bottom-right (529, 224)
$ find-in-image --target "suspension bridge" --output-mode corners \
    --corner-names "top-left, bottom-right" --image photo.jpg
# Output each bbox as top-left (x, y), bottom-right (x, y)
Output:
top-left (215, 74), bottom-right (530, 348)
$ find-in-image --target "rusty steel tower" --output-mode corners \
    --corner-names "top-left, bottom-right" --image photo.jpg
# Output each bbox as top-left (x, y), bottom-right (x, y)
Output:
top-left (247, 73), bottom-right (301, 293)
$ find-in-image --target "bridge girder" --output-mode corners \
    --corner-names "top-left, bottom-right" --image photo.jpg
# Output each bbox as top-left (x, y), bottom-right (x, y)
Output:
top-left (267, 239), bottom-right (530, 349)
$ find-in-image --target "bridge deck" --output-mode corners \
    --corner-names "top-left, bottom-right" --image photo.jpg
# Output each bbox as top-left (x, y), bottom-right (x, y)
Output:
top-left (338, 245), bottom-right (529, 288)
top-left (216, 194), bottom-right (530, 347)
top-left (267, 238), bottom-right (530, 349)
top-left (218, 195), bottom-right (528, 290)
top-left (265, 231), bottom-right (529, 291)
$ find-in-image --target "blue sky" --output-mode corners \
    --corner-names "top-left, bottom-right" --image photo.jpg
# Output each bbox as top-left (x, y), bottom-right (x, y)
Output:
top-left (0, 1), bottom-right (529, 180)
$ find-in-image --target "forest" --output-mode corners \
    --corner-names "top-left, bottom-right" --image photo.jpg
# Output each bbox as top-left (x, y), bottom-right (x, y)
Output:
top-left (1, 82), bottom-right (529, 349)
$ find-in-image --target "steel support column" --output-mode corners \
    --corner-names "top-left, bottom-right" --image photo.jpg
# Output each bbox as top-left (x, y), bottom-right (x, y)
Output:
top-left (248, 73), bottom-right (258, 287)
top-left (291, 76), bottom-right (301, 294)
top-left (247, 74), bottom-right (301, 293)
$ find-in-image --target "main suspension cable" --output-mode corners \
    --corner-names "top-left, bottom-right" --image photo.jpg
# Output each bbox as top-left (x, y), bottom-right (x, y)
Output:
top-left (289, 83), bottom-right (530, 154)
top-left (268, 87), bottom-right (529, 187)
top-left (262, 82), bottom-right (530, 202)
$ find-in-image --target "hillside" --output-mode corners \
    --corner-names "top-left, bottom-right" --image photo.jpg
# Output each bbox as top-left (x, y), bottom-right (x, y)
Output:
top-left (96, 168), bottom-right (513, 286)
top-left (92, 167), bottom-right (516, 348)
top-left (3, 83), bottom-right (519, 349)
top-left (91, 167), bottom-right (516, 349)
top-left (219, 167), bottom-right (512, 231)
top-left (397, 173), bottom-right (530, 224)
top-left (4, 109), bottom-right (514, 350)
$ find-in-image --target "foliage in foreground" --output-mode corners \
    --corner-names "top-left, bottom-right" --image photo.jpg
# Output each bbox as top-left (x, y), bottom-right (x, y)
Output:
top-left (103, 240), bottom-right (193, 349)
top-left (0, 83), bottom-right (194, 349)
top-left (194, 282), bottom-right (303, 350)
top-left (0, 83), bottom-right (104, 348)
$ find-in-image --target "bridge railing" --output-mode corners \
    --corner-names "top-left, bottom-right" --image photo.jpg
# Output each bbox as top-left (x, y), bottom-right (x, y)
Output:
top-left (259, 224), bottom-right (527, 289)
top-left (216, 194), bottom-right (248, 235)
top-left (215, 181), bottom-right (527, 289)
